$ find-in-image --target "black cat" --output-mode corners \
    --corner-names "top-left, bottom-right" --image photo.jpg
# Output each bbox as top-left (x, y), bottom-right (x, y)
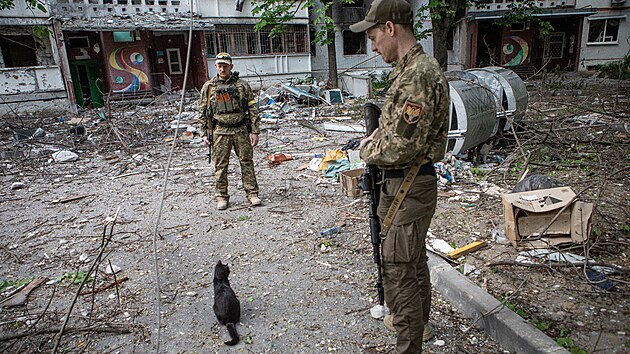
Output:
top-left (213, 260), bottom-right (241, 346)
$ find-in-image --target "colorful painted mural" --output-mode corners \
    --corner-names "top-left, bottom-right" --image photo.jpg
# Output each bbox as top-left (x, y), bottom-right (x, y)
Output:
top-left (502, 36), bottom-right (529, 66)
top-left (109, 47), bottom-right (149, 92)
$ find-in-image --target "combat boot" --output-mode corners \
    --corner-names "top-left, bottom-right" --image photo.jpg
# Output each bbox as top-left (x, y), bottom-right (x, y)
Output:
top-left (217, 197), bottom-right (228, 210)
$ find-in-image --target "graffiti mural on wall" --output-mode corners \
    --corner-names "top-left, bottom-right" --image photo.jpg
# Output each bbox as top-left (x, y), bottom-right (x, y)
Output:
top-left (109, 47), bottom-right (149, 92)
top-left (502, 36), bottom-right (529, 66)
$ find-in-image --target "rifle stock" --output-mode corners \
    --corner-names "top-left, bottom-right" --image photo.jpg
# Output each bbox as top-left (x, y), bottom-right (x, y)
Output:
top-left (360, 102), bottom-right (384, 307)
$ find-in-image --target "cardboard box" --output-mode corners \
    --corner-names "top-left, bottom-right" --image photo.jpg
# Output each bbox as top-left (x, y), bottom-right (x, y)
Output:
top-left (502, 187), bottom-right (593, 248)
top-left (339, 168), bottom-right (364, 197)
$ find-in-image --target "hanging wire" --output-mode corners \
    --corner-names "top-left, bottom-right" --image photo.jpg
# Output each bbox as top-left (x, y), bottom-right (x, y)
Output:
top-left (151, 0), bottom-right (196, 351)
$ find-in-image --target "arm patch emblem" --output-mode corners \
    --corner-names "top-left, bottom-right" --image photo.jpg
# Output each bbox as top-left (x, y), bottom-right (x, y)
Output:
top-left (403, 100), bottom-right (424, 125)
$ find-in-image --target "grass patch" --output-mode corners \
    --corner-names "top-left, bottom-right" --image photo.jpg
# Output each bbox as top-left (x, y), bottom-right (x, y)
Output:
top-left (0, 277), bottom-right (34, 292)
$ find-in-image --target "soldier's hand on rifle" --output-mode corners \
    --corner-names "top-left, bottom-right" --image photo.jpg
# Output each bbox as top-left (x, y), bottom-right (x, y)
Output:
top-left (249, 133), bottom-right (259, 147)
top-left (359, 128), bottom-right (379, 149)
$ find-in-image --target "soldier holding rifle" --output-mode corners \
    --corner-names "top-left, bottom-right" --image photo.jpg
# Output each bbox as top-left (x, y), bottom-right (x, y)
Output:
top-left (351, 0), bottom-right (450, 352)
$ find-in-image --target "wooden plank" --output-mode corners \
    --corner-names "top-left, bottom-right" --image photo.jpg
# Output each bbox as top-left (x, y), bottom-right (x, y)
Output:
top-left (447, 241), bottom-right (487, 259)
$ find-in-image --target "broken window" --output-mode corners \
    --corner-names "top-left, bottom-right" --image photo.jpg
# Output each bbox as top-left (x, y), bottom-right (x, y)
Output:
top-left (68, 36), bottom-right (90, 48)
top-left (205, 24), bottom-right (308, 57)
top-left (588, 18), bottom-right (620, 44)
top-left (510, 22), bottom-right (526, 32)
top-left (342, 30), bottom-right (365, 55)
top-left (0, 35), bottom-right (37, 68)
top-left (166, 48), bottom-right (182, 74)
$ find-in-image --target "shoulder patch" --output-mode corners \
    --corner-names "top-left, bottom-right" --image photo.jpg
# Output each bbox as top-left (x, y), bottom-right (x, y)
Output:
top-left (402, 100), bottom-right (424, 124)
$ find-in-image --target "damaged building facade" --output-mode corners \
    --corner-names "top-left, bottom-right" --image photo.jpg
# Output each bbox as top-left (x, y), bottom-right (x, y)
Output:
top-left (1, 0), bottom-right (627, 116)
top-left (315, 0), bottom-right (628, 79)
top-left (465, 0), bottom-right (629, 75)
top-left (1, 0), bottom-right (311, 115)
top-left (54, 0), bottom-right (311, 108)
top-left (0, 2), bottom-right (71, 116)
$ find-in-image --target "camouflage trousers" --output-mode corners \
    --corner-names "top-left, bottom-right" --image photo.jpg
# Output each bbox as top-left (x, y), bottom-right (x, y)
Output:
top-left (212, 132), bottom-right (259, 200)
top-left (378, 174), bottom-right (437, 354)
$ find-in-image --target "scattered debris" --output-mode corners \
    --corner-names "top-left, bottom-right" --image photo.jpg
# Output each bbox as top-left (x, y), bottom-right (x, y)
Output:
top-left (105, 264), bottom-right (122, 275)
top-left (52, 150), bottom-right (79, 163)
top-left (502, 187), bottom-right (593, 248)
top-left (10, 182), bottom-right (26, 190)
top-left (512, 174), bottom-right (565, 193)
top-left (13, 127), bottom-right (45, 141)
top-left (53, 194), bottom-right (93, 204)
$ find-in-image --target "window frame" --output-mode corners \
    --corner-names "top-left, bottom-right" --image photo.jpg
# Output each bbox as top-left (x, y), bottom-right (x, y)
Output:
top-left (587, 17), bottom-right (622, 45)
top-left (342, 30), bottom-right (366, 56)
top-left (166, 48), bottom-right (183, 75)
top-left (205, 24), bottom-right (308, 57)
top-left (543, 32), bottom-right (565, 59)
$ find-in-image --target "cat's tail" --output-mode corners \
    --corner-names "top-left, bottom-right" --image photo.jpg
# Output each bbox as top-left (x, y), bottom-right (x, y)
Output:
top-left (224, 322), bottom-right (239, 346)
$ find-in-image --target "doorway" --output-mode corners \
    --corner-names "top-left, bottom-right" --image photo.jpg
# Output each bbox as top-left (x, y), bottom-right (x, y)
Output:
top-left (69, 60), bottom-right (104, 108)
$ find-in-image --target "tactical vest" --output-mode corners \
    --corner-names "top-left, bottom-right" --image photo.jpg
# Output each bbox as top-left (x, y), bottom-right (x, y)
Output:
top-left (212, 82), bottom-right (244, 125)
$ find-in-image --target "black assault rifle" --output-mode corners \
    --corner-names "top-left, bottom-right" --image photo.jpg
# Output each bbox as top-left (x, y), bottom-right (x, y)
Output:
top-left (359, 102), bottom-right (384, 308)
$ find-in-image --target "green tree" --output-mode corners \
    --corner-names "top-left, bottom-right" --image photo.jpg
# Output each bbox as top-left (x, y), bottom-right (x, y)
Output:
top-left (1, 0), bottom-right (50, 38)
top-left (0, 0), bottom-right (46, 11)
top-left (252, 0), bottom-right (356, 88)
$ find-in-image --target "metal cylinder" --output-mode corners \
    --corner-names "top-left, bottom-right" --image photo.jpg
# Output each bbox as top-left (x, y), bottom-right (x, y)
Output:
top-left (476, 66), bottom-right (528, 131)
top-left (445, 71), bottom-right (498, 155)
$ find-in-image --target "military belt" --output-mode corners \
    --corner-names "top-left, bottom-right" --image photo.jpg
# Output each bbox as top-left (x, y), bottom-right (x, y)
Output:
top-left (383, 162), bottom-right (435, 179)
top-left (215, 120), bottom-right (245, 128)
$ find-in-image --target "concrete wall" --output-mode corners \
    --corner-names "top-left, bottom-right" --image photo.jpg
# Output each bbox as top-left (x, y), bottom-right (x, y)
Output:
top-left (208, 54), bottom-right (312, 90)
top-left (195, 0), bottom-right (308, 22)
top-left (470, 0), bottom-right (576, 11)
top-left (0, 0), bottom-right (49, 25)
top-left (0, 66), bottom-right (70, 115)
top-left (49, 0), bottom-right (190, 19)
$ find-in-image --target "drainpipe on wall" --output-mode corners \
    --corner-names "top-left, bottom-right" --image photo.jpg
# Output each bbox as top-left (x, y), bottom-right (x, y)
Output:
top-left (52, 19), bottom-right (78, 114)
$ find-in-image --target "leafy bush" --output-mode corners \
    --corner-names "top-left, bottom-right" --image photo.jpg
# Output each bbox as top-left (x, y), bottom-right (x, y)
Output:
top-left (597, 56), bottom-right (630, 80)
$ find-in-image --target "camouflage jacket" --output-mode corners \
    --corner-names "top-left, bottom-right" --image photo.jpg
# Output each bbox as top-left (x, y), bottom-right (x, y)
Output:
top-left (197, 73), bottom-right (260, 135)
top-left (360, 44), bottom-right (450, 169)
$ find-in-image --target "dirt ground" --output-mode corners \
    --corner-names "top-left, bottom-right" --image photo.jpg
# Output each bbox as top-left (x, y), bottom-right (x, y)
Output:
top-left (0, 73), bottom-right (628, 354)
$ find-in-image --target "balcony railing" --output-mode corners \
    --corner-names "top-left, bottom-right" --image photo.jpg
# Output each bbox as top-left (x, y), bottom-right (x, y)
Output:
top-left (53, 0), bottom-right (190, 18)
top-left (470, 0), bottom-right (575, 12)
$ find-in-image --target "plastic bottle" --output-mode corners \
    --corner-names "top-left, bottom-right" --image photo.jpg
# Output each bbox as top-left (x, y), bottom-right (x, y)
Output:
top-left (320, 225), bottom-right (342, 236)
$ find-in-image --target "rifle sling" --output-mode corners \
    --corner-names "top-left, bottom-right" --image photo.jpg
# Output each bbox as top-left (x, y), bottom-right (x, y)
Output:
top-left (380, 155), bottom-right (426, 237)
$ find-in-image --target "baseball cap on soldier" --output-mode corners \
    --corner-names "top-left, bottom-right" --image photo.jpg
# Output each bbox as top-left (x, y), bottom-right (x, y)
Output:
top-left (349, 0), bottom-right (413, 33)
top-left (215, 52), bottom-right (232, 65)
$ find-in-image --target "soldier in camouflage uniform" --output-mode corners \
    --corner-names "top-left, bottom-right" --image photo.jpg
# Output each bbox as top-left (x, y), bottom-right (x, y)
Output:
top-left (351, 0), bottom-right (450, 352)
top-left (198, 53), bottom-right (261, 210)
